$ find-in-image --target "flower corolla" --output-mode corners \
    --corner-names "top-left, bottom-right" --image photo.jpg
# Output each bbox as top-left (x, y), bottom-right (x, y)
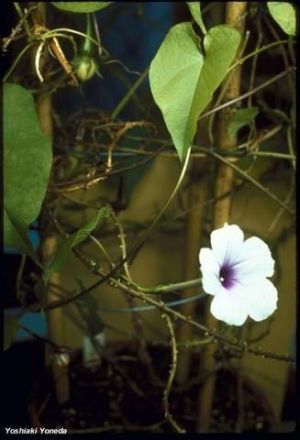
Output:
top-left (199, 224), bottom-right (278, 326)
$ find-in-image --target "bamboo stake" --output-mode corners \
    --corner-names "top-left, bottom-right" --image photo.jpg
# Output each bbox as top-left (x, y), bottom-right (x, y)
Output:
top-left (40, 234), bottom-right (69, 405)
top-left (196, 2), bottom-right (248, 432)
top-left (34, 3), bottom-right (70, 405)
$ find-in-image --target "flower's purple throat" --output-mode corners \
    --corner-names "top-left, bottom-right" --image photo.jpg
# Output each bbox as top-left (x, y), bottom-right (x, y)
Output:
top-left (219, 263), bottom-right (236, 289)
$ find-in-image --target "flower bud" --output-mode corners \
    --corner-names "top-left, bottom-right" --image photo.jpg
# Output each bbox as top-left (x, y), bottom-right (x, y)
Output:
top-left (73, 54), bottom-right (98, 82)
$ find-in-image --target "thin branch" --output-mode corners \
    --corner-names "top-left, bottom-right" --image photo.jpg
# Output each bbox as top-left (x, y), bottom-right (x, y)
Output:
top-left (3, 41), bottom-right (36, 82)
top-left (201, 147), bottom-right (295, 215)
top-left (51, 148), bottom-right (159, 193)
top-left (265, 181), bottom-right (295, 238)
top-left (109, 208), bottom-right (162, 387)
top-left (247, 19), bottom-right (262, 107)
top-left (41, 28), bottom-right (100, 48)
top-left (2, 4), bottom-right (36, 51)
top-left (127, 146), bottom-right (192, 264)
top-left (287, 125), bottom-right (296, 171)
top-left (136, 277), bottom-right (202, 294)
top-left (74, 248), bottom-right (295, 363)
top-left (95, 292), bottom-right (206, 313)
top-left (59, 247), bottom-right (295, 364)
top-left (30, 235), bottom-right (295, 364)
top-left (161, 314), bottom-right (186, 434)
top-left (111, 67), bottom-right (149, 119)
top-left (199, 67), bottom-right (295, 121)
top-left (228, 39), bottom-right (290, 72)
top-left (34, 148), bottom-right (191, 311)
top-left (111, 279), bottom-right (294, 363)
top-left (13, 2), bottom-right (32, 38)
top-left (90, 234), bottom-right (114, 268)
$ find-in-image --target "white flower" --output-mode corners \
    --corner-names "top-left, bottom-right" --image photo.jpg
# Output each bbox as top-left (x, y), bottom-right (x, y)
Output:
top-left (199, 223), bottom-right (278, 326)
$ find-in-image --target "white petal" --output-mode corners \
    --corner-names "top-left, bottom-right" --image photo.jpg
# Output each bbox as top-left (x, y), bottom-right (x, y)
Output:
top-left (201, 271), bottom-right (222, 296)
top-left (210, 289), bottom-right (248, 326)
top-left (238, 278), bottom-right (278, 321)
top-left (199, 247), bottom-right (220, 275)
top-left (233, 236), bottom-right (275, 280)
top-left (211, 224), bottom-right (244, 267)
top-left (199, 248), bottom-right (222, 296)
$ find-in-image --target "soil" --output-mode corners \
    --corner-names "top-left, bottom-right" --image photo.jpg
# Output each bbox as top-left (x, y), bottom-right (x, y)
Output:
top-left (29, 343), bottom-right (275, 433)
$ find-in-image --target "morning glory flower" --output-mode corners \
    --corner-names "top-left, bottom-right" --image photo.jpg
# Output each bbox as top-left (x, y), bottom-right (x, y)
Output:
top-left (199, 223), bottom-right (278, 326)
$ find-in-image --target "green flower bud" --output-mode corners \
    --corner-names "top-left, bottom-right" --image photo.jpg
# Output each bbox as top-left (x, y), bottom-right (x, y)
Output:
top-left (73, 54), bottom-right (98, 82)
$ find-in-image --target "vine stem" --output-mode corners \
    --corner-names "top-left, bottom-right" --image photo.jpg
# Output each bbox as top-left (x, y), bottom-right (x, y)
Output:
top-left (58, 243), bottom-right (295, 364)
top-left (13, 2), bottom-right (32, 38)
top-left (175, 162), bottom-right (208, 384)
top-left (199, 67), bottom-right (294, 121)
top-left (94, 292), bottom-right (206, 313)
top-left (287, 125), bottom-right (296, 171)
top-left (100, 274), bottom-right (294, 363)
top-left (162, 314), bottom-right (186, 434)
top-left (32, 147), bottom-right (191, 312)
top-left (51, 148), bottom-right (159, 192)
top-left (126, 146), bottom-right (192, 264)
top-left (228, 39), bottom-right (289, 73)
top-left (202, 147), bottom-right (294, 215)
top-left (109, 208), bottom-right (163, 387)
top-left (2, 4), bottom-right (36, 51)
top-left (42, 28), bottom-right (100, 48)
top-left (34, 245), bottom-right (295, 364)
top-left (111, 67), bottom-right (149, 119)
top-left (134, 277), bottom-right (202, 293)
top-left (247, 18), bottom-right (262, 107)
top-left (3, 41), bottom-right (35, 82)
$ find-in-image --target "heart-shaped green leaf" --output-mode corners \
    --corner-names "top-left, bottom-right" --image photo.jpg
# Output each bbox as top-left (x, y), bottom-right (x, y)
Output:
top-left (267, 2), bottom-right (296, 36)
top-left (4, 84), bottom-right (52, 259)
top-left (44, 207), bottom-right (109, 281)
top-left (149, 23), bottom-right (241, 161)
top-left (51, 2), bottom-right (112, 13)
